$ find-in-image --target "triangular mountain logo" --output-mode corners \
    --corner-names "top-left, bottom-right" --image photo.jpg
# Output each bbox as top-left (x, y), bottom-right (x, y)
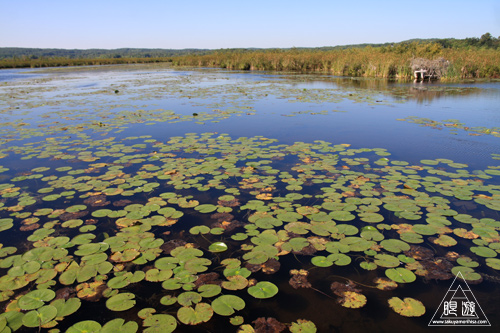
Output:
top-left (429, 271), bottom-right (490, 326)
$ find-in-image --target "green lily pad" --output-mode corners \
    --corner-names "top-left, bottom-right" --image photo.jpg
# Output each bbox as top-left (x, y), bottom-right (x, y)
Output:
top-left (247, 281), bottom-right (278, 299)
top-left (470, 246), bottom-right (497, 258)
top-left (380, 239), bottom-right (410, 253)
top-left (209, 242), bottom-right (228, 253)
top-left (18, 289), bottom-right (56, 310)
top-left (327, 253), bottom-right (352, 266)
top-left (51, 297), bottom-right (81, 318)
top-left (311, 256), bottom-right (333, 267)
top-left (388, 297), bottom-right (425, 317)
top-left (177, 292), bottom-right (202, 307)
top-left (177, 303), bottom-right (213, 325)
top-left (198, 284), bottom-right (222, 298)
top-left (106, 292), bottom-right (136, 311)
top-left (194, 204), bottom-right (217, 213)
top-left (66, 320), bottom-right (102, 333)
top-left (456, 257), bottom-right (479, 268)
top-left (374, 254), bottom-right (400, 268)
top-left (290, 319), bottom-right (317, 333)
top-left (101, 318), bottom-right (139, 333)
top-left (212, 295), bottom-right (245, 316)
top-left (143, 314), bottom-right (177, 333)
top-left (385, 268), bottom-right (416, 283)
top-left (222, 275), bottom-right (249, 290)
top-left (486, 258), bottom-right (500, 270)
top-left (189, 225), bottom-right (211, 235)
top-left (22, 305), bottom-right (57, 327)
top-left (451, 267), bottom-right (482, 281)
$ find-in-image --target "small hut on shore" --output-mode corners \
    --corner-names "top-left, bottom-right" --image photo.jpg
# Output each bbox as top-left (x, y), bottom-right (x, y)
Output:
top-left (411, 57), bottom-right (449, 81)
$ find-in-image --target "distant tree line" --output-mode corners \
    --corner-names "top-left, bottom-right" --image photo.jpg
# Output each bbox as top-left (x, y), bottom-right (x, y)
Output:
top-left (0, 33), bottom-right (498, 80)
top-left (0, 48), bottom-right (210, 60)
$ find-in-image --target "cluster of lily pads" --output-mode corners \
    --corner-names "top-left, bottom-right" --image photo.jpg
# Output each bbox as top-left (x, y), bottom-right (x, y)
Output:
top-left (0, 130), bottom-right (499, 331)
top-left (1, 68), bottom-right (499, 331)
top-left (397, 116), bottom-right (500, 138)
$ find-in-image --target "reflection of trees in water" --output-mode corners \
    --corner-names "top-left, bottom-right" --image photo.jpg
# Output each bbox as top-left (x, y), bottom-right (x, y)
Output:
top-left (273, 74), bottom-right (492, 104)
top-left (330, 77), bottom-right (488, 103)
top-left (405, 85), bottom-right (483, 104)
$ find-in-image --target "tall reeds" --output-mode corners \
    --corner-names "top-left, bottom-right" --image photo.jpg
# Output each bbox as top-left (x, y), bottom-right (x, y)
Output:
top-left (0, 57), bottom-right (168, 69)
top-left (1, 42), bottom-right (498, 80)
top-left (171, 43), bottom-right (500, 80)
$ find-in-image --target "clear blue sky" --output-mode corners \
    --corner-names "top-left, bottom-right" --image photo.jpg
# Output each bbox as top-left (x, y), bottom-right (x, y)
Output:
top-left (1, 0), bottom-right (499, 49)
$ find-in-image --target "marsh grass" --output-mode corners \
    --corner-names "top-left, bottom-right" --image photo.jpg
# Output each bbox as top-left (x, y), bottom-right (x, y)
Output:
top-left (171, 43), bottom-right (500, 80)
top-left (1, 42), bottom-right (499, 80)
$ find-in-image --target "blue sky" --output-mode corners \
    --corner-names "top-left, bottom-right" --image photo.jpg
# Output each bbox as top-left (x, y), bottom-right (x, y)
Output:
top-left (1, 0), bottom-right (499, 49)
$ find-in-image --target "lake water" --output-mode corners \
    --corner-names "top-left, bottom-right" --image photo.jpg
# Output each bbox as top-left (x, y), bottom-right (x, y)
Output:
top-left (0, 64), bottom-right (499, 332)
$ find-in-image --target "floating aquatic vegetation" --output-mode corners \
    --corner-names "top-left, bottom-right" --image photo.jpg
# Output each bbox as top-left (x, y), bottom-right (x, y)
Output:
top-left (388, 297), bottom-right (426, 317)
top-left (397, 116), bottom-right (500, 138)
top-left (0, 67), bottom-right (499, 331)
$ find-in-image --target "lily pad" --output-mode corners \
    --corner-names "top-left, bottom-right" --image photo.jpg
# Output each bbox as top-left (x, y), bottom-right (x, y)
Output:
top-left (18, 289), bottom-right (56, 310)
top-left (22, 305), bottom-right (57, 327)
top-left (66, 320), bottom-right (102, 333)
top-left (247, 281), bottom-right (279, 299)
top-left (209, 242), bottom-right (228, 253)
top-left (143, 314), bottom-right (177, 333)
top-left (385, 268), bottom-right (416, 283)
top-left (177, 303), bottom-right (213, 325)
top-left (212, 295), bottom-right (245, 316)
top-left (101, 318), bottom-right (139, 333)
top-left (338, 291), bottom-right (367, 309)
top-left (388, 297), bottom-right (425, 317)
top-left (106, 292), bottom-right (136, 311)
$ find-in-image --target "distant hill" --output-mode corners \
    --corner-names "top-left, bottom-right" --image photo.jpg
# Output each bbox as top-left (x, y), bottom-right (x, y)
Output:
top-left (0, 34), bottom-right (497, 60)
top-left (0, 48), bottom-right (211, 59)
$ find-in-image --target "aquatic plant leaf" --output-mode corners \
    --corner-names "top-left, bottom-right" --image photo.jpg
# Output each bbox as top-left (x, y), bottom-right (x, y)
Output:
top-left (360, 261), bottom-right (377, 270)
top-left (374, 254), bottom-right (400, 268)
top-left (189, 225), bottom-right (210, 235)
top-left (327, 253), bottom-right (351, 266)
top-left (101, 318), bottom-right (139, 333)
top-left (290, 319), bottom-right (317, 333)
top-left (456, 257), bottom-right (479, 268)
top-left (230, 316), bottom-right (244, 326)
top-left (380, 239), bottom-right (410, 253)
top-left (177, 303), bottom-right (213, 325)
top-left (198, 284), bottom-right (222, 298)
top-left (212, 295), bottom-right (245, 316)
top-left (451, 267), bottom-right (482, 282)
top-left (470, 246), bottom-right (497, 258)
top-left (0, 311), bottom-right (23, 331)
top-left (177, 292), bottom-right (202, 307)
top-left (253, 317), bottom-right (287, 332)
top-left (143, 314), bottom-right (177, 333)
top-left (311, 256), bottom-right (333, 267)
top-left (66, 320), bottom-right (102, 333)
top-left (18, 289), bottom-right (56, 310)
top-left (485, 258), bottom-right (500, 270)
top-left (209, 242), bottom-right (228, 253)
top-left (388, 297), bottom-right (425, 317)
top-left (248, 281), bottom-right (278, 299)
top-left (338, 291), bottom-right (367, 308)
top-left (106, 292), bottom-right (135, 311)
top-left (222, 275), bottom-right (249, 290)
top-left (22, 305), bottom-right (57, 327)
top-left (374, 277), bottom-right (398, 290)
top-left (51, 297), bottom-right (81, 317)
top-left (185, 258), bottom-right (211, 274)
top-left (160, 296), bottom-right (177, 306)
top-left (385, 268), bottom-right (416, 283)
